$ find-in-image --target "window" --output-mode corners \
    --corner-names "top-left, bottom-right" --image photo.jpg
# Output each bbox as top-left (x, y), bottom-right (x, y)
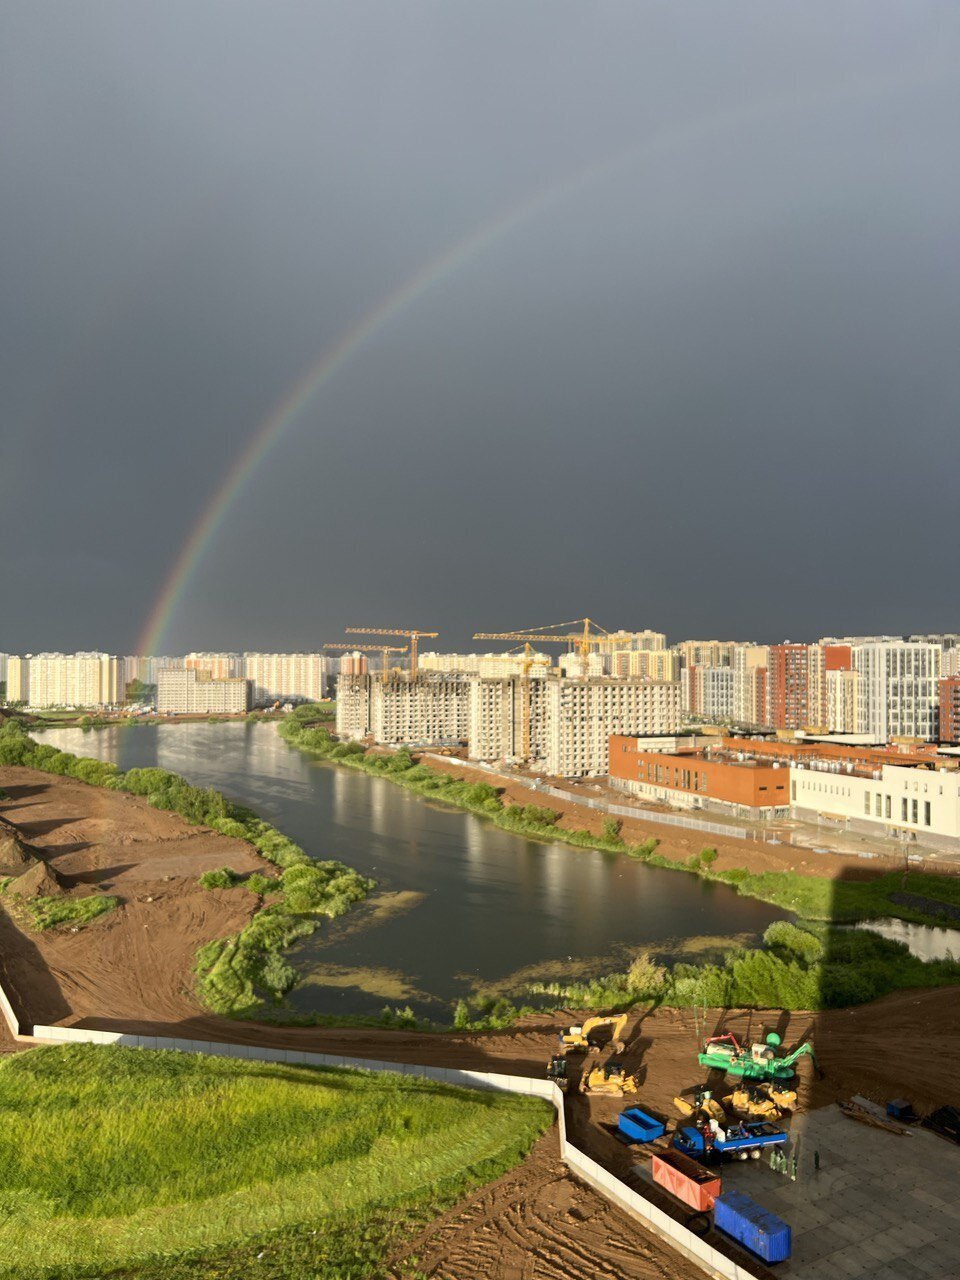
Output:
top-left (912, 799), bottom-right (918, 824)
top-left (924, 801), bottom-right (931, 827)
top-left (864, 792), bottom-right (871, 815)
top-left (885, 795), bottom-right (891, 819)
top-left (902, 797), bottom-right (908, 822)
top-left (875, 794), bottom-right (882, 817)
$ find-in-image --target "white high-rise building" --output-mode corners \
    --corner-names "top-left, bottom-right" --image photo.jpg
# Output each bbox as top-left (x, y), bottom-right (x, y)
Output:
top-left (157, 668), bottom-right (250, 715)
top-left (732, 645), bottom-right (769, 726)
top-left (8, 653), bottom-right (122, 709)
top-left (852, 641), bottom-right (942, 741)
top-left (185, 652), bottom-right (244, 679)
top-left (242, 653), bottom-right (326, 703)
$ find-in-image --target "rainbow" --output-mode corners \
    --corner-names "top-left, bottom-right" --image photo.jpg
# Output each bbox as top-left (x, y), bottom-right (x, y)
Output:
top-left (138, 65), bottom-right (912, 655)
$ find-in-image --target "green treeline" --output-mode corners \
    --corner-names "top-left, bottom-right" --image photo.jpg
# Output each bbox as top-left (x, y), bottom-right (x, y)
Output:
top-left (0, 718), bottom-right (374, 1017)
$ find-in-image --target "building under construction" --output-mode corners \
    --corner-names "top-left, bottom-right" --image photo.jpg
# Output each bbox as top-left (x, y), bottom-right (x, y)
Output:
top-left (336, 670), bottom-right (683, 777)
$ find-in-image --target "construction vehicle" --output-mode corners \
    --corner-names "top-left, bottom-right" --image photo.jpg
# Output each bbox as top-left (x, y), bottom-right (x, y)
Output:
top-left (581, 1061), bottom-right (638, 1097)
top-left (725, 1082), bottom-right (797, 1121)
top-left (345, 628), bottom-right (439, 679)
top-left (698, 1031), bottom-right (818, 1082)
top-left (674, 1120), bottom-right (788, 1163)
top-left (559, 1013), bottom-right (628, 1055)
top-left (545, 1055), bottom-right (570, 1092)
top-left (323, 642), bottom-right (408, 682)
top-left (674, 1087), bottom-right (727, 1126)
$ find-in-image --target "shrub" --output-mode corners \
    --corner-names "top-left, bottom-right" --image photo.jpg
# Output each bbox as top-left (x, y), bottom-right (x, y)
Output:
top-left (199, 867), bottom-right (239, 890)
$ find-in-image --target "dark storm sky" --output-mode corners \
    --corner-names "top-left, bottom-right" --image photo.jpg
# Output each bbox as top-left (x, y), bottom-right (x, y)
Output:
top-left (2, 2), bottom-right (958, 656)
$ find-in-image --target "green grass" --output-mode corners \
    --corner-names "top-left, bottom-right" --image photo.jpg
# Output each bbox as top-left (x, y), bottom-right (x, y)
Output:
top-left (23, 893), bottom-right (119, 931)
top-left (0, 1044), bottom-right (551, 1280)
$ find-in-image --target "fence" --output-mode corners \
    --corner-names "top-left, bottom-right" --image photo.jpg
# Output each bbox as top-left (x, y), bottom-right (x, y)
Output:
top-left (424, 754), bottom-right (748, 842)
top-left (0, 975), bottom-right (757, 1280)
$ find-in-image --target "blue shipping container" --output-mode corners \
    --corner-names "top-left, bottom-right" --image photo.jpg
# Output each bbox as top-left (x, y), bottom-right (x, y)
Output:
top-left (617, 1107), bottom-right (666, 1143)
top-left (713, 1191), bottom-right (791, 1263)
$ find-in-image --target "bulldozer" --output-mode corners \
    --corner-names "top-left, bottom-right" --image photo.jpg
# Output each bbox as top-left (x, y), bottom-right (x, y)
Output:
top-left (698, 1031), bottom-right (818, 1082)
top-left (559, 1013), bottom-right (628, 1055)
top-left (725, 1081), bottom-right (797, 1121)
top-left (674, 1087), bottom-right (727, 1126)
top-left (581, 1061), bottom-right (638, 1097)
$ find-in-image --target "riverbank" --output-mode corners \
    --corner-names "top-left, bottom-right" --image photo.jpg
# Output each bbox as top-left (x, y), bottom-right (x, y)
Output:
top-left (0, 716), bottom-right (374, 1020)
top-left (278, 709), bottom-right (960, 931)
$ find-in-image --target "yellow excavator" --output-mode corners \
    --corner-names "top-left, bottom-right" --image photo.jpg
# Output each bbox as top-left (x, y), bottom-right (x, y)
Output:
top-left (581, 1061), bottom-right (639, 1097)
top-left (674, 1087), bottom-right (727, 1126)
top-left (725, 1081), bottom-right (797, 1121)
top-left (559, 1013), bottom-right (628, 1055)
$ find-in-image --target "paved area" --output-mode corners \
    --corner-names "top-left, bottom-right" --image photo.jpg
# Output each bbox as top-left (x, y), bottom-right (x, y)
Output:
top-left (720, 1104), bottom-right (960, 1278)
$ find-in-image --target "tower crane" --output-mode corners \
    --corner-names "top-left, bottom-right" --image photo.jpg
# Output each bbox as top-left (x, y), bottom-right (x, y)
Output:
top-left (322, 642), bottom-right (407, 682)
top-left (345, 628), bottom-right (438, 679)
top-left (473, 618), bottom-right (611, 671)
top-left (471, 620), bottom-right (611, 762)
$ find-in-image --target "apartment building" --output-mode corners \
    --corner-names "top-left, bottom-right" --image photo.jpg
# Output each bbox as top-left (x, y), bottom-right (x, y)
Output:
top-left (242, 653), bottom-right (326, 703)
top-left (157, 668), bottom-right (250, 714)
top-left (852, 641), bottom-right (941, 741)
top-left (336, 673), bottom-right (471, 745)
top-left (610, 649), bottom-right (680, 681)
top-left (185, 652), bottom-right (244, 679)
top-left (677, 640), bottom-right (737, 669)
top-left (939, 678), bottom-right (960, 745)
top-left (337, 671), bottom-right (682, 777)
top-left (419, 651), bottom-right (551, 678)
top-left (825, 668), bottom-right (860, 733)
top-left (766, 643), bottom-right (826, 730)
top-left (682, 666), bottom-right (734, 720)
top-left (732, 645), bottom-right (769, 727)
top-left (339, 651), bottom-right (369, 677)
top-left (6, 652), bottom-right (123, 708)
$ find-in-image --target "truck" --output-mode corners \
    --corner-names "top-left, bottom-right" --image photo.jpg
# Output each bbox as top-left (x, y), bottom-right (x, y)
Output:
top-left (673, 1120), bottom-right (788, 1163)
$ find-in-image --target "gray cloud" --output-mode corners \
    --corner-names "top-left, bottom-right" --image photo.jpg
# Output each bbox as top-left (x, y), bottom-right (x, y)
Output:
top-left (2, 2), bottom-right (958, 653)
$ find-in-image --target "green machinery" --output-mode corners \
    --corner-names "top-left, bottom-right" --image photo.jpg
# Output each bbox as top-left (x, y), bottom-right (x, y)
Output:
top-left (698, 1032), bottom-right (818, 1082)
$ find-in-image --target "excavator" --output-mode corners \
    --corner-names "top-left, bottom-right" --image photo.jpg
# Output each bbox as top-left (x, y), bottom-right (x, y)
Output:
top-left (724, 1081), bottom-right (798, 1121)
top-left (674, 1086), bottom-right (727, 1126)
top-left (581, 1061), bottom-right (639, 1097)
top-left (698, 1030), bottom-right (819, 1082)
top-left (559, 1013), bottom-right (628, 1055)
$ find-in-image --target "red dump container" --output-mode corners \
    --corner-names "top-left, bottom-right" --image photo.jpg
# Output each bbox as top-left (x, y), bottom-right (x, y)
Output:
top-left (652, 1149), bottom-right (722, 1212)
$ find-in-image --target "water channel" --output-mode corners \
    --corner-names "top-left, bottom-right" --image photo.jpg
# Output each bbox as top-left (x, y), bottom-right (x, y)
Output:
top-left (43, 723), bottom-right (789, 1017)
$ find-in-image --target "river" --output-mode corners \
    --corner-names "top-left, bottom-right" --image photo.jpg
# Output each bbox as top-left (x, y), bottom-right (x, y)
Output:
top-left (41, 723), bottom-right (786, 1017)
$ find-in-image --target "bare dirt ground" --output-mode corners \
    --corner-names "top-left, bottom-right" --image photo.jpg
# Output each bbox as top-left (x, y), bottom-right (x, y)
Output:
top-left (2, 765), bottom-right (959, 1279)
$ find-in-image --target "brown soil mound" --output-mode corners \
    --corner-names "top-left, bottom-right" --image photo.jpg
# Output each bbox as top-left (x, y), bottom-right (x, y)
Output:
top-left (10, 859), bottom-right (66, 898)
top-left (0, 819), bottom-right (39, 876)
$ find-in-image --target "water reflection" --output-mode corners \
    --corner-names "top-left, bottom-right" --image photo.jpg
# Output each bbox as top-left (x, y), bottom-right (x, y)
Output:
top-left (855, 917), bottom-right (960, 962)
top-left (42, 723), bottom-right (786, 1016)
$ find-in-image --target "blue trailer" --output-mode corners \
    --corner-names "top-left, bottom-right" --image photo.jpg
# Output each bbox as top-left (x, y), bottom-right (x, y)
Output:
top-left (617, 1107), bottom-right (666, 1143)
top-left (713, 1190), bottom-right (791, 1263)
top-left (673, 1121), bottom-right (787, 1162)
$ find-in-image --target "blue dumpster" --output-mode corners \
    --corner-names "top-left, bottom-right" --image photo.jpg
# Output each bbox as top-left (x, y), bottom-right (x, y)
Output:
top-left (617, 1107), bottom-right (665, 1143)
top-left (713, 1190), bottom-right (791, 1263)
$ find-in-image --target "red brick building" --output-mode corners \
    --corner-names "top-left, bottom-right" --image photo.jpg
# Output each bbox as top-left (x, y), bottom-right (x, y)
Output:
top-left (940, 678), bottom-right (960, 744)
top-left (609, 736), bottom-right (791, 815)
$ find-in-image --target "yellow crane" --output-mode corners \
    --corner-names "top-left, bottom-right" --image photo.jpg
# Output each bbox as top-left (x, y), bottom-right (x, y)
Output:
top-left (472, 620), bottom-right (611, 760)
top-left (345, 628), bottom-right (438, 679)
top-left (322, 642), bottom-right (408, 682)
top-left (473, 617), bottom-right (611, 669)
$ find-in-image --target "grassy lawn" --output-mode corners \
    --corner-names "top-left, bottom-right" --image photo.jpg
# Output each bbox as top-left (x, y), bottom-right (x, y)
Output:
top-left (0, 1044), bottom-right (551, 1280)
